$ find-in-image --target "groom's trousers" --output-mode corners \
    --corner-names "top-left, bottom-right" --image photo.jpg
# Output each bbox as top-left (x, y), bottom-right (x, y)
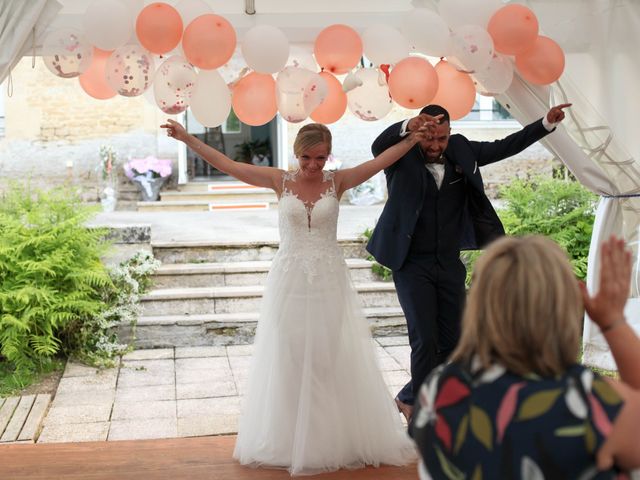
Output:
top-left (392, 253), bottom-right (466, 406)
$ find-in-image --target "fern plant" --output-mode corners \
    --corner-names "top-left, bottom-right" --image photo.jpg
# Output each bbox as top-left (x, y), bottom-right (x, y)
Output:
top-left (0, 183), bottom-right (112, 374)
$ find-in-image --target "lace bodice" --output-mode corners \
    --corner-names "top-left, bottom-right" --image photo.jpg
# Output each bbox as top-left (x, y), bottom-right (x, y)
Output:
top-left (275, 170), bottom-right (343, 282)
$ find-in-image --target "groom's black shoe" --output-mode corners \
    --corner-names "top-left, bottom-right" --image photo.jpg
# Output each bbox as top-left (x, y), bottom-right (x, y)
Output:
top-left (395, 397), bottom-right (413, 423)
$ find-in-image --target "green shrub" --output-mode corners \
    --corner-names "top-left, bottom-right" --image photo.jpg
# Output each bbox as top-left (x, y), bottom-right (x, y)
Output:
top-left (0, 183), bottom-right (112, 375)
top-left (361, 228), bottom-right (393, 281)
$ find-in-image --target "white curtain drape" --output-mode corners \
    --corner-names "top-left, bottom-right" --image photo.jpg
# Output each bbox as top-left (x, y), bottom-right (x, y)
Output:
top-left (0, 0), bottom-right (61, 86)
top-left (497, 0), bottom-right (640, 370)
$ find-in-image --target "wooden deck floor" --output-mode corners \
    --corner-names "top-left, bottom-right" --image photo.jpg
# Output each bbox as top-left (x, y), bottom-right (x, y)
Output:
top-left (1, 434), bottom-right (418, 479)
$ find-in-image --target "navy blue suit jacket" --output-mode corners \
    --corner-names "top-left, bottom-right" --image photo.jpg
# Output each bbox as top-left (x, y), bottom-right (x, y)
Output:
top-left (366, 119), bottom-right (552, 271)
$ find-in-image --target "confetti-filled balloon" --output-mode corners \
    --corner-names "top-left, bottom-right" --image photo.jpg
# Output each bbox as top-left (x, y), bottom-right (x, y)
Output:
top-left (42, 28), bottom-right (93, 78)
top-left (276, 67), bottom-right (328, 123)
top-left (154, 56), bottom-right (197, 114)
top-left (346, 68), bottom-right (393, 121)
top-left (105, 45), bottom-right (155, 97)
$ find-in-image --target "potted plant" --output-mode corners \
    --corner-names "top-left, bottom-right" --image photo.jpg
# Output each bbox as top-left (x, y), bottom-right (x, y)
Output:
top-left (234, 139), bottom-right (271, 166)
top-left (123, 156), bottom-right (172, 201)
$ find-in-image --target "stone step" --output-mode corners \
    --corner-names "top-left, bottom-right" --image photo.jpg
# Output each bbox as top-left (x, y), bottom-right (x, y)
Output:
top-left (151, 239), bottom-right (368, 264)
top-left (120, 307), bottom-right (407, 348)
top-left (137, 200), bottom-right (273, 212)
top-left (152, 258), bottom-right (380, 288)
top-left (140, 282), bottom-right (399, 316)
top-left (160, 190), bottom-right (278, 204)
top-left (176, 181), bottom-right (264, 193)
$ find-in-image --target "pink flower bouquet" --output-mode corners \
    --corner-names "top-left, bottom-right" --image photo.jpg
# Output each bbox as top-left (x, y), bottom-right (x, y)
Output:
top-left (124, 156), bottom-right (172, 180)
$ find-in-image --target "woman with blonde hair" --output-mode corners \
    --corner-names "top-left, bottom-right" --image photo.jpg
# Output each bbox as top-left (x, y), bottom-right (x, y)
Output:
top-left (410, 235), bottom-right (640, 479)
top-left (162, 118), bottom-right (440, 475)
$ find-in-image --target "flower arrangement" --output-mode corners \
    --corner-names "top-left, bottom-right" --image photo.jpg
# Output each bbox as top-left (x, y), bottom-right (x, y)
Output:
top-left (124, 156), bottom-right (172, 180)
top-left (98, 145), bottom-right (118, 181)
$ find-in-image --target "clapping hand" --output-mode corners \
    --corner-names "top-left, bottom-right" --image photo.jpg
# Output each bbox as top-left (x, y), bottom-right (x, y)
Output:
top-left (160, 119), bottom-right (188, 142)
top-left (547, 103), bottom-right (572, 123)
top-left (579, 236), bottom-right (631, 332)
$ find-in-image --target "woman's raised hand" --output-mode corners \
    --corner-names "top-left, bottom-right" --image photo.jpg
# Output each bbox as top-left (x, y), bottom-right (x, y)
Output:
top-left (580, 236), bottom-right (632, 331)
top-left (160, 119), bottom-right (189, 142)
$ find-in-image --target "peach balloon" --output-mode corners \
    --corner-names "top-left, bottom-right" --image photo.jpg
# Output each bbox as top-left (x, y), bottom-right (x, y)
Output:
top-left (310, 72), bottom-right (347, 124)
top-left (79, 48), bottom-right (117, 100)
top-left (314, 24), bottom-right (362, 75)
top-left (232, 72), bottom-right (277, 126)
top-left (487, 4), bottom-right (538, 55)
top-left (136, 2), bottom-right (183, 54)
top-left (183, 14), bottom-right (237, 70)
top-left (430, 60), bottom-right (476, 120)
top-left (515, 36), bottom-right (565, 85)
top-left (388, 57), bottom-right (439, 109)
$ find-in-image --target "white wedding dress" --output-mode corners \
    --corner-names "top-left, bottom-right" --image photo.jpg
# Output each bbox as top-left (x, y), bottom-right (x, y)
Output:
top-left (233, 170), bottom-right (416, 476)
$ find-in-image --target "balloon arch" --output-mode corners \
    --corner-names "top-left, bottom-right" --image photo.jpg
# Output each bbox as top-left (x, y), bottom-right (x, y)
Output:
top-left (42, 0), bottom-right (566, 127)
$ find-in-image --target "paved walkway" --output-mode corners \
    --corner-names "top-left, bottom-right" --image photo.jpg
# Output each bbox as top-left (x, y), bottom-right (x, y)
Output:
top-left (36, 336), bottom-right (410, 443)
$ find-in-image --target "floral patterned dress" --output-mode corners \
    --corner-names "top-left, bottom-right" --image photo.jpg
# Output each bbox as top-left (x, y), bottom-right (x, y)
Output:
top-left (410, 361), bottom-right (627, 480)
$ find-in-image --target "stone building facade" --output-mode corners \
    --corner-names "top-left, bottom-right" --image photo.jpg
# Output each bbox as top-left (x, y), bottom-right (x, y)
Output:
top-left (0, 57), bottom-right (555, 209)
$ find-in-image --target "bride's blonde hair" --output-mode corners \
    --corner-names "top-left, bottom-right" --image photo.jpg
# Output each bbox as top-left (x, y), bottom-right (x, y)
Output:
top-left (293, 124), bottom-right (332, 158)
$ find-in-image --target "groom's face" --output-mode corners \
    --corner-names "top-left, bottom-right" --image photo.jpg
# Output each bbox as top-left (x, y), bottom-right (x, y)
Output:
top-left (420, 122), bottom-right (450, 162)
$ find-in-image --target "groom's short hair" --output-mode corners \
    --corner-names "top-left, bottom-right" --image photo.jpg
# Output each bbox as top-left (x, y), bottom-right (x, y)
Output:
top-left (420, 104), bottom-right (450, 124)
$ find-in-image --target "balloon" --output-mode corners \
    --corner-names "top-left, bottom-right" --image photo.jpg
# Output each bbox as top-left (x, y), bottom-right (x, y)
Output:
top-left (362, 24), bottom-right (410, 66)
top-left (515, 36), bottom-right (565, 85)
top-left (105, 44), bottom-right (154, 97)
top-left (286, 43), bottom-right (318, 71)
top-left (232, 72), bottom-right (277, 126)
top-left (276, 67), bottom-right (328, 123)
top-left (346, 68), bottom-right (393, 121)
top-left (242, 25), bottom-right (290, 74)
top-left (310, 72), bottom-right (347, 124)
top-left (430, 60), bottom-right (476, 120)
top-left (183, 14), bottom-right (237, 69)
top-left (439, 0), bottom-right (503, 28)
top-left (83, 0), bottom-right (132, 51)
top-left (174, 0), bottom-right (211, 26)
top-left (79, 48), bottom-right (117, 100)
top-left (153, 56), bottom-right (197, 114)
top-left (388, 57), bottom-right (438, 109)
top-left (488, 4), bottom-right (539, 56)
top-left (401, 8), bottom-right (452, 57)
top-left (448, 25), bottom-right (495, 74)
top-left (314, 24), bottom-right (363, 75)
top-left (41, 28), bottom-right (93, 78)
top-left (136, 2), bottom-right (183, 54)
top-left (190, 69), bottom-right (231, 127)
top-left (472, 53), bottom-right (514, 96)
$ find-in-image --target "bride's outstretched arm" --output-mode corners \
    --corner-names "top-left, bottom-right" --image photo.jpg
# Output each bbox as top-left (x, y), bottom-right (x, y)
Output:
top-left (161, 119), bottom-right (282, 191)
top-left (334, 124), bottom-right (433, 197)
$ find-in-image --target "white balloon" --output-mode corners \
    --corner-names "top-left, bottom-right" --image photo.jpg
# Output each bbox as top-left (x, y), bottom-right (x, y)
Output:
top-left (42, 28), bottom-right (93, 78)
top-left (276, 67), bottom-right (327, 123)
top-left (83, 0), bottom-right (132, 51)
top-left (286, 43), bottom-right (318, 72)
top-left (472, 53), bottom-right (514, 96)
top-left (342, 71), bottom-right (363, 93)
top-left (347, 68), bottom-right (393, 121)
top-left (190, 69), bottom-right (231, 128)
top-left (448, 25), bottom-right (494, 74)
top-left (242, 25), bottom-right (290, 74)
top-left (362, 24), bottom-right (410, 66)
top-left (438, 0), bottom-right (503, 28)
top-left (175, 0), bottom-right (211, 26)
top-left (105, 44), bottom-right (155, 97)
top-left (154, 56), bottom-right (197, 114)
top-left (401, 8), bottom-right (452, 57)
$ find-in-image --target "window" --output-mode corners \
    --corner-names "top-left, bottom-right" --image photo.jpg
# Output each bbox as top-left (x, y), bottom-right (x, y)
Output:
top-left (222, 110), bottom-right (241, 134)
top-left (457, 95), bottom-right (513, 122)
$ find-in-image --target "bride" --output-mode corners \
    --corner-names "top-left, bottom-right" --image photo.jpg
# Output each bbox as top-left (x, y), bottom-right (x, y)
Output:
top-left (162, 118), bottom-right (436, 475)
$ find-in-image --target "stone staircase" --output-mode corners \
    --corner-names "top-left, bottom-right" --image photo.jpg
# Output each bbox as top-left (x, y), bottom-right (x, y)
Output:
top-left (121, 239), bottom-right (407, 348)
top-left (137, 181), bottom-right (277, 212)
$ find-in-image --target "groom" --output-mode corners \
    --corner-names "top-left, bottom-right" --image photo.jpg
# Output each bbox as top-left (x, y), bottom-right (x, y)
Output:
top-left (367, 103), bottom-right (570, 421)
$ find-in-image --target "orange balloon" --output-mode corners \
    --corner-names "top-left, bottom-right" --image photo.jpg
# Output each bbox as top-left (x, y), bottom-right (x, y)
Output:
top-left (232, 73), bottom-right (277, 126)
top-left (314, 24), bottom-right (362, 75)
top-left (79, 48), bottom-right (117, 100)
top-left (183, 14), bottom-right (236, 70)
top-left (488, 4), bottom-right (538, 55)
top-left (515, 36), bottom-right (565, 85)
top-left (388, 57), bottom-right (439, 109)
top-left (136, 2), bottom-right (183, 54)
top-left (430, 60), bottom-right (476, 120)
top-left (310, 72), bottom-right (347, 124)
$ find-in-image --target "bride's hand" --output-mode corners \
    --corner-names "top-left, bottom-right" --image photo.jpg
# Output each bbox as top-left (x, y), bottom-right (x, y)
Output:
top-left (160, 119), bottom-right (188, 142)
top-left (406, 124), bottom-right (433, 144)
